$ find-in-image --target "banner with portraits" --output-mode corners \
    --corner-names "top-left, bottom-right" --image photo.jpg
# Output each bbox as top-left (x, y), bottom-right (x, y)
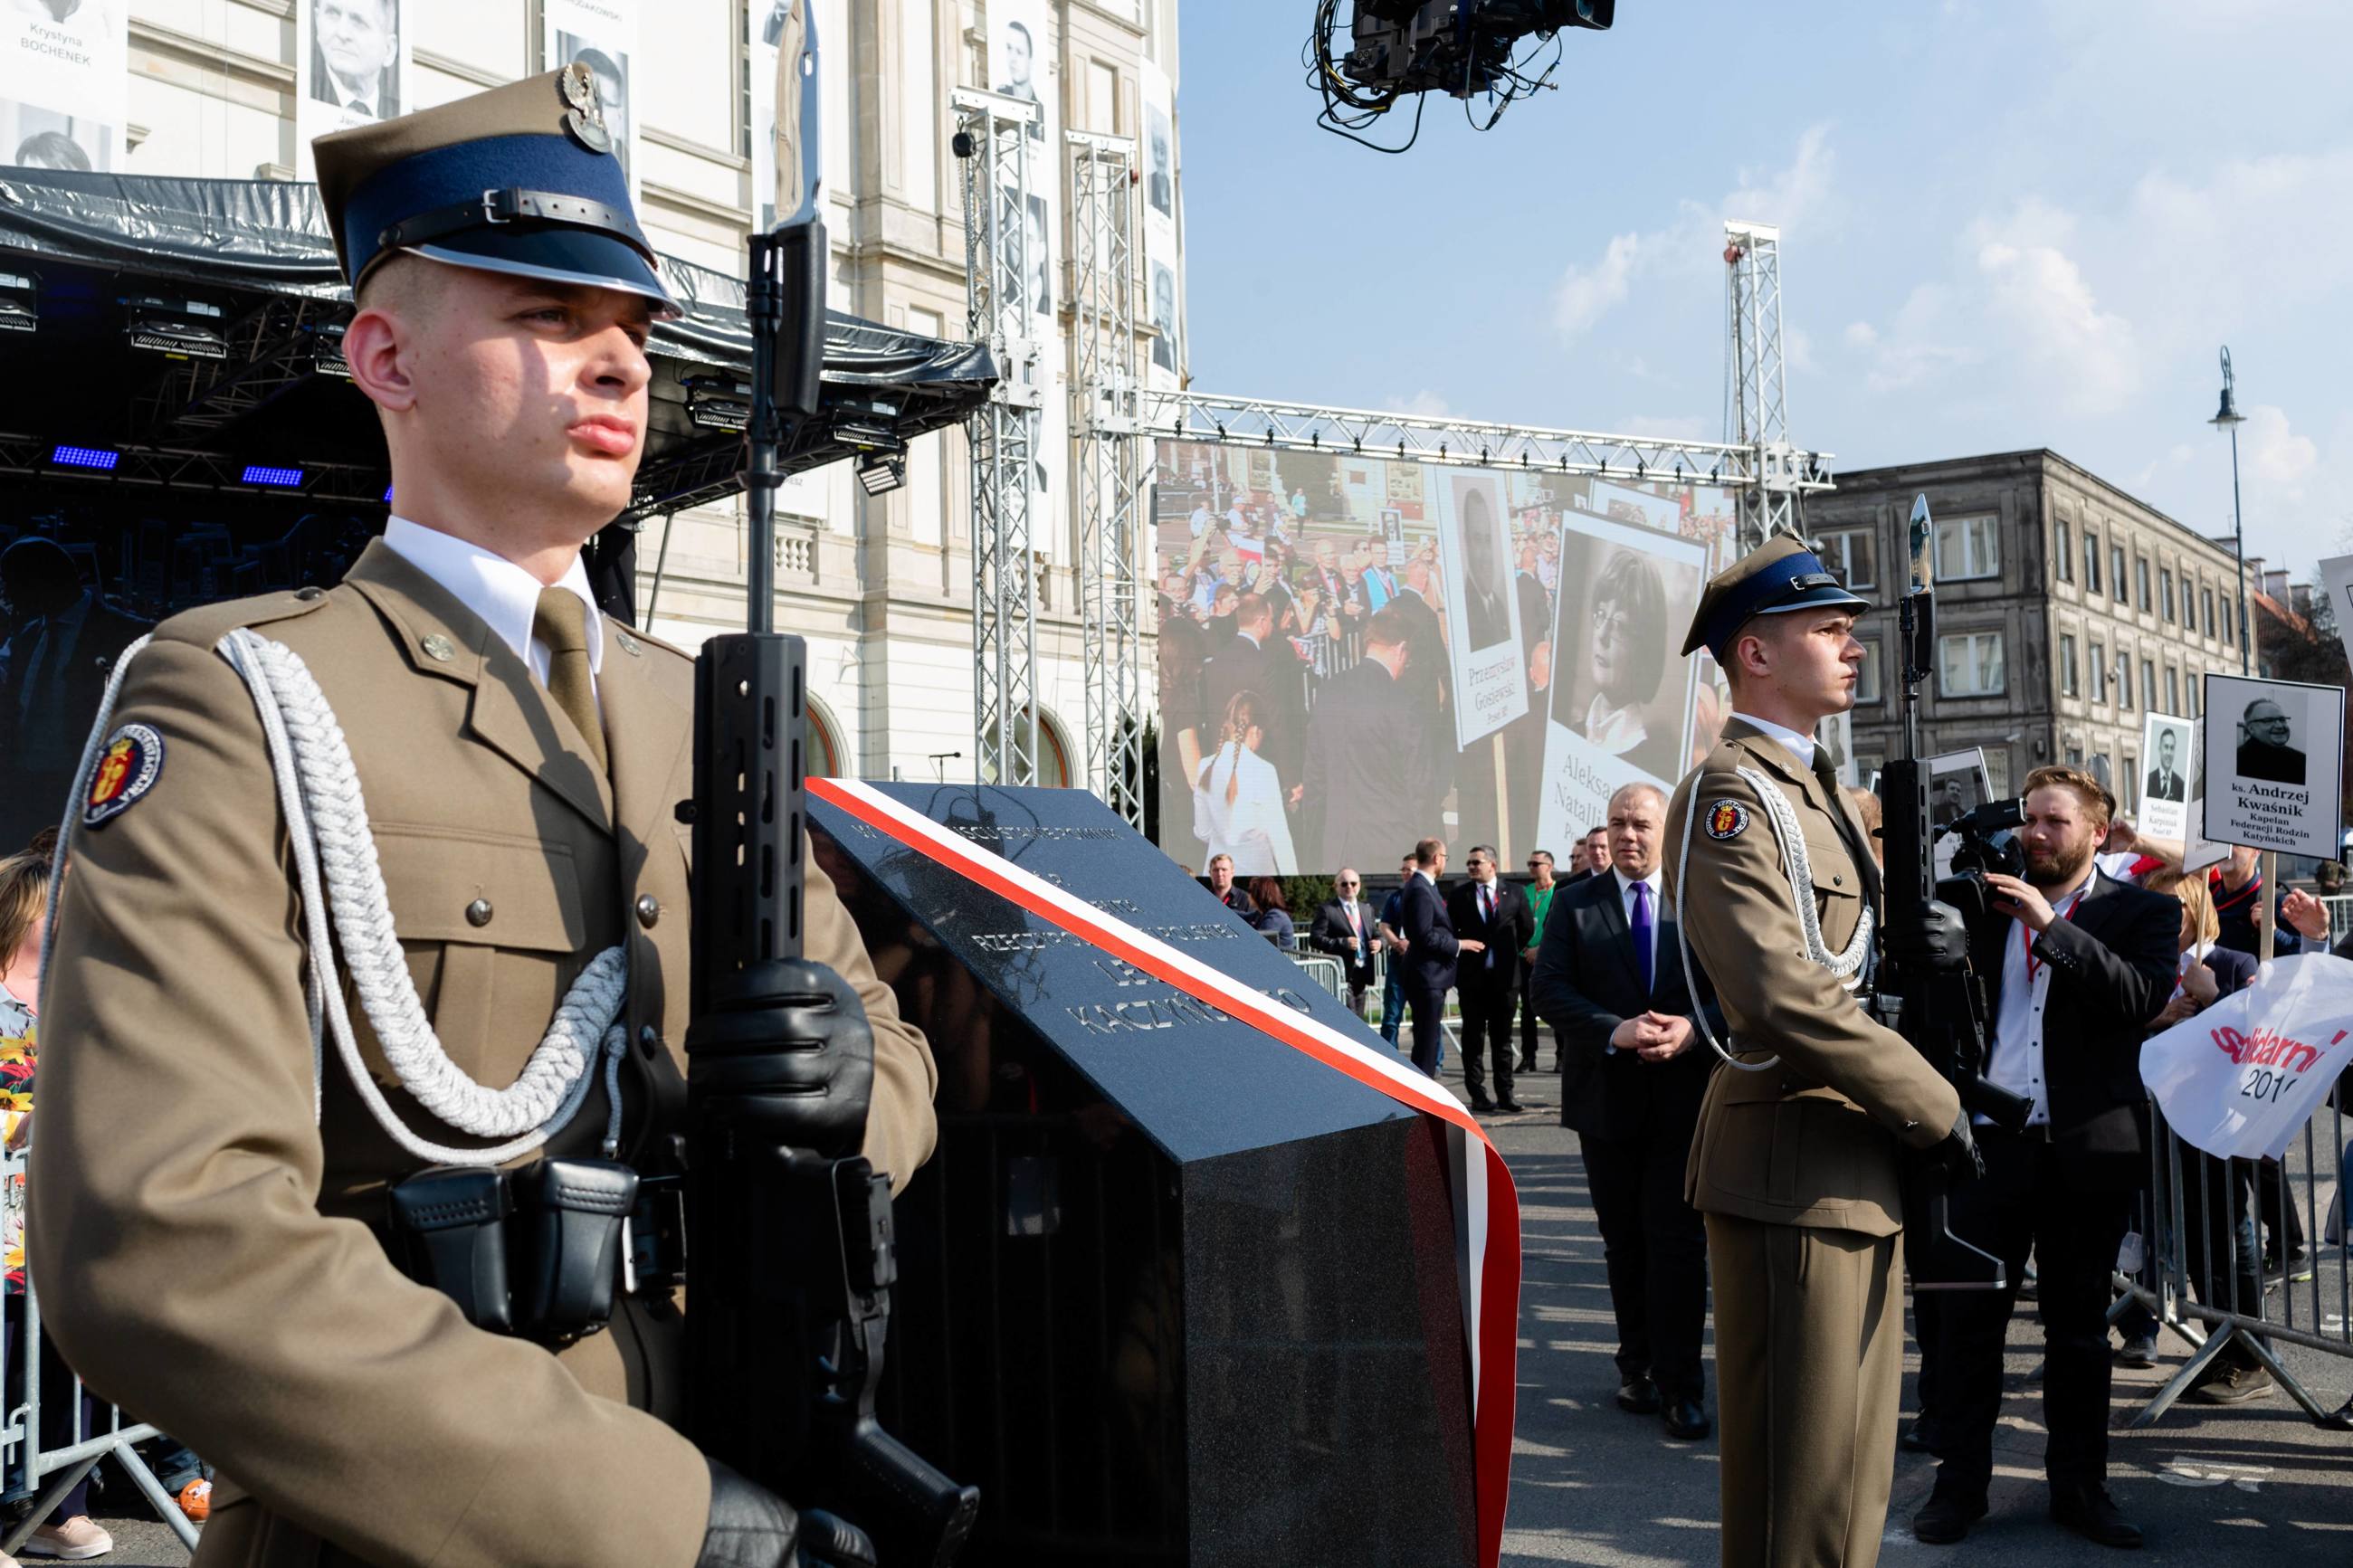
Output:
top-left (543, 0), bottom-right (639, 199)
top-left (1150, 437), bottom-right (1737, 876)
top-left (2201, 673), bottom-right (2346, 861)
top-left (1139, 59), bottom-right (1180, 390)
top-left (3, 0), bottom-right (127, 176)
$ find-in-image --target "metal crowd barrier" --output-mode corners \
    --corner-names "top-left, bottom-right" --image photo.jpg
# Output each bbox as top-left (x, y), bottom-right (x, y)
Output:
top-left (2110, 1098), bottom-right (2353, 1430)
top-left (1290, 952), bottom-right (1349, 1004)
top-left (0, 1151), bottom-right (201, 1553)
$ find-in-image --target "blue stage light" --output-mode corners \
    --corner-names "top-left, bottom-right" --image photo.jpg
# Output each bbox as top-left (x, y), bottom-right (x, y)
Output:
top-left (50, 444), bottom-right (119, 470)
top-left (382, 485), bottom-right (394, 503)
top-left (242, 464), bottom-right (305, 487)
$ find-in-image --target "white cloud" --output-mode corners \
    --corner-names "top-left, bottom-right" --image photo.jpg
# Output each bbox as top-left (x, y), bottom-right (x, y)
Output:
top-left (1383, 389), bottom-right (1452, 418)
top-left (2239, 403), bottom-right (2319, 496)
top-left (1843, 321), bottom-right (1879, 350)
top-left (1552, 232), bottom-right (1643, 339)
top-left (1974, 233), bottom-right (2139, 414)
top-left (1726, 123), bottom-right (1838, 240)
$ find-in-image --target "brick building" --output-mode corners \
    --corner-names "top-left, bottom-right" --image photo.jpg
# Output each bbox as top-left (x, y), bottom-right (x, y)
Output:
top-left (1808, 450), bottom-right (2251, 813)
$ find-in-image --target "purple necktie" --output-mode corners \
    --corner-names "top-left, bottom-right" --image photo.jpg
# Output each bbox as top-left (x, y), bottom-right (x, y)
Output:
top-left (1630, 879), bottom-right (1654, 994)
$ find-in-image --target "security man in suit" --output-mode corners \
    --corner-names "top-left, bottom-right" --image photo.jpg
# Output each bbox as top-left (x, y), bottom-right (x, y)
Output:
top-left (1532, 781), bottom-right (1720, 1440)
top-left (1396, 836), bottom-right (1460, 1077)
top-left (30, 70), bottom-right (938, 1568)
top-left (1664, 537), bottom-right (1978, 1568)
top-left (1447, 843), bottom-right (1533, 1112)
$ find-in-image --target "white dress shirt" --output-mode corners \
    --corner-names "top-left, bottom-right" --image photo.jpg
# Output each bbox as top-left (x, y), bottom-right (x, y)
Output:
top-left (1985, 865), bottom-right (2098, 1128)
top-left (1729, 710), bottom-right (1821, 766)
top-left (381, 517), bottom-right (604, 698)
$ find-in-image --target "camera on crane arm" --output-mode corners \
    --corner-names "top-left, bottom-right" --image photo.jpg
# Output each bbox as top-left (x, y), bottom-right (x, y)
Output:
top-left (1933, 797), bottom-right (2027, 923)
top-left (1310, 2), bottom-right (1613, 150)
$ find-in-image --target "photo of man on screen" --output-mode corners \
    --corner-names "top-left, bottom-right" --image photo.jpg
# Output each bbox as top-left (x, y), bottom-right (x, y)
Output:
top-left (2237, 697), bottom-right (2305, 784)
top-left (2147, 725), bottom-right (2187, 802)
top-left (310, 0), bottom-right (400, 119)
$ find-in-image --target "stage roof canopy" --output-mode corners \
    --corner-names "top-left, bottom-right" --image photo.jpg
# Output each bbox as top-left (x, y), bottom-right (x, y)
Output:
top-left (0, 169), bottom-right (994, 515)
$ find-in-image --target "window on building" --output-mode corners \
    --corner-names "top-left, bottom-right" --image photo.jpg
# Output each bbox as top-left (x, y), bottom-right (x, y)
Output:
top-left (2091, 640), bottom-right (2107, 702)
top-left (1855, 639), bottom-right (1883, 703)
top-left (2123, 755), bottom-right (2139, 811)
top-left (2112, 544), bottom-right (2129, 603)
top-left (1821, 527), bottom-right (1878, 592)
top-left (2223, 601), bottom-right (2234, 646)
top-left (2166, 666), bottom-right (2180, 714)
top-left (2091, 753), bottom-right (2113, 791)
top-left (2085, 531), bottom-right (2102, 593)
top-left (2055, 518), bottom-right (2073, 582)
top-left (2161, 568), bottom-right (2177, 622)
top-left (1938, 631), bottom-right (2005, 697)
top-left (2119, 656), bottom-right (2134, 709)
top-left (1934, 514), bottom-right (2000, 581)
top-left (2066, 745), bottom-right (2085, 768)
top-left (2202, 586), bottom-right (2215, 637)
top-left (2136, 556), bottom-right (2152, 611)
top-left (1984, 750), bottom-right (2011, 799)
top-left (2060, 632), bottom-right (2080, 697)
top-left (2187, 678), bottom-right (2200, 719)
top-left (2141, 659), bottom-right (2156, 714)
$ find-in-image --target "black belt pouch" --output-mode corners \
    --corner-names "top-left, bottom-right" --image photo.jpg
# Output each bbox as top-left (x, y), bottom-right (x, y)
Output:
top-left (510, 1157), bottom-right (641, 1340)
top-left (385, 1166), bottom-right (516, 1335)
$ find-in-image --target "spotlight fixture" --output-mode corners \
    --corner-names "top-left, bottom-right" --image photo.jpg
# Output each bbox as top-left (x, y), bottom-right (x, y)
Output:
top-left (241, 463), bottom-right (306, 488)
top-left (123, 294), bottom-right (227, 360)
top-left (0, 271), bottom-right (34, 334)
top-left (49, 443), bottom-right (119, 471)
top-left (856, 451), bottom-right (907, 497)
top-left (683, 374), bottom-right (752, 433)
top-left (311, 322), bottom-right (351, 380)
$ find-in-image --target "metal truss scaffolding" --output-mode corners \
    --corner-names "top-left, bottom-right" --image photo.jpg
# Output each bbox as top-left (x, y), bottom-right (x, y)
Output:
top-left (1138, 392), bottom-right (1807, 489)
top-left (957, 88), bottom-right (1045, 788)
top-left (1723, 220), bottom-right (1831, 548)
top-left (1066, 129), bottom-right (1146, 826)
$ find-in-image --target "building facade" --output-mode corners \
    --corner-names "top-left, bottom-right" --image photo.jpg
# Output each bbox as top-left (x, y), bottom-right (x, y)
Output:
top-left (1812, 450), bottom-right (2251, 815)
top-left (101, 0), bottom-right (1186, 784)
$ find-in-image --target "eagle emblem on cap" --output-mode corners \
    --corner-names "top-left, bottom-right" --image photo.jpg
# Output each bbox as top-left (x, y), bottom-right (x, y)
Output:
top-left (558, 62), bottom-right (613, 154)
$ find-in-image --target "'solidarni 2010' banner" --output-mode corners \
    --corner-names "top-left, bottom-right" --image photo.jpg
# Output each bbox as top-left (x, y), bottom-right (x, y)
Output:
top-left (1154, 440), bottom-right (1739, 879)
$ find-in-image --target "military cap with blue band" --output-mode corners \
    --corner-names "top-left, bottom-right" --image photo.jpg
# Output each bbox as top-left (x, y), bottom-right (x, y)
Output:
top-left (1681, 535), bottom-right (1872, 663)
top-left (313, 64), bottom-right (678, 318)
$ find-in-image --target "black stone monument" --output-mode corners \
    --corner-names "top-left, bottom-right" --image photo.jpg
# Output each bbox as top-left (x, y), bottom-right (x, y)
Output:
top-left (811, 784), bottom-right (1476, 1568)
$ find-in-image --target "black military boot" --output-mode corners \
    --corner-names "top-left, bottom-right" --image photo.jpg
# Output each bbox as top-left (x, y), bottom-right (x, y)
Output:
top-left (2050, 1481), bottom-right (2142, 1549)
top-left (1910, 1474), bottom-right (1987, 1545)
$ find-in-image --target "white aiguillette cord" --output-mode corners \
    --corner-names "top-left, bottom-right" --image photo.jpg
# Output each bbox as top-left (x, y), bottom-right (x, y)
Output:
top-left (47, 630), bottom-right (626, 1167)
top-left (1675, 764), bottom-right (1873, 1075)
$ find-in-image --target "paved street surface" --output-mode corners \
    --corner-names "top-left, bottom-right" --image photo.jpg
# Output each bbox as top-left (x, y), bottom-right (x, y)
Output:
top-left (75, 1042), bottom-right (2353, 1566)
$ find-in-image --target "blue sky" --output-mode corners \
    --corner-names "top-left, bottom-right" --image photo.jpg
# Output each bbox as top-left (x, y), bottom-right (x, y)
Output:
top-left (1177, 1), bottom-right (2353, 582)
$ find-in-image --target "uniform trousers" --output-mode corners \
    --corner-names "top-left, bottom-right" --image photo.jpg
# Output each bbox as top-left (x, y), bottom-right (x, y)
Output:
top-left (1707, 1212), bottom-right (1904, 1568)
top-left (1929, 1131), bottom-right (2133, 1493)
top-left (1584, 1127), bottom-right (1708, 1400)
top-left (1456, 967), bottom-right (1517, 1103)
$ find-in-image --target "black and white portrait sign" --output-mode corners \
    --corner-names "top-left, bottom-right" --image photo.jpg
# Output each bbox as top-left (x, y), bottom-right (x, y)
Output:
top-left (2201, 674), bottom-right (2345, 860)
top-left (2139, 710), bottom-right (2194, 842)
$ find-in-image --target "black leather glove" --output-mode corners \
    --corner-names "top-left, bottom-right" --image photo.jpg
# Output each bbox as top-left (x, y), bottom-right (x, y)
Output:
top-left (1933, 1111), bottom-right (1984, 1183)
top-left (1885, 898), bottom-right (1969, 973)
top-left (798, 1510), bottom-right (879, 1568)
top-left (685, 957), bottom-right (875, 1159)
top-left (698, 1459), bottom-right (798, 1568)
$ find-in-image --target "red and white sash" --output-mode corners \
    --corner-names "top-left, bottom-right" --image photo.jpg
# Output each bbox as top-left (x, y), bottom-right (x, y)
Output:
top-left (810, 777), bottom-right (1522, 1565)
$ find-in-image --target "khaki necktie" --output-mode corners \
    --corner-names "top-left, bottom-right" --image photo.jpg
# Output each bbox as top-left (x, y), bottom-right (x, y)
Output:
top-left (533, 587), bottom-right (607, 774)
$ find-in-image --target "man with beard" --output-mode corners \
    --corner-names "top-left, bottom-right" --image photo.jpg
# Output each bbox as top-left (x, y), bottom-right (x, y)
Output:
top-left (1910, 768), bottom-right (2176, 1550)
top-left (1665, 537), bottom-right (1976, 1568)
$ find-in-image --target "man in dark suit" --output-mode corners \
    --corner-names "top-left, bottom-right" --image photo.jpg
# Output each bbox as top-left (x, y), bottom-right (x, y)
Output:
top-left (2235, 698), bottom-right (2304, 784)
top-left (1301, 605), bottom-right (1426, 871)
top-left (310, 0), bottom-right (402, 119)
top-left (2145, 727), bottom-right (2186, 803)
top-left (1396, 837), bottom-right (1460, 1078)
top-left (1384, 559), bottom-right (1457, 822)
top-left (1446, 844), bottom-right (1533, 1113)
top-left (1531, 781), bottom-right (1720, 1439)
top-left (1199, 593), bottom-right (1303, 792)
top-left (1911, 766), bottom-right (2177, 1550)
top-left (1309, 867), bottom-right (1381, 1017)
top-left (0, 537), bottom-right (152, 848)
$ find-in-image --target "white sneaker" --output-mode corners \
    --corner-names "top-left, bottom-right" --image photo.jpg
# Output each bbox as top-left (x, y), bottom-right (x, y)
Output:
top-left (20, 1516), bottom-right (112, 1560)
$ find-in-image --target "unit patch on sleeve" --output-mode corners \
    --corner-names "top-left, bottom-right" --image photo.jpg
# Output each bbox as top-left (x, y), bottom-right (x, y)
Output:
top-left (83, 723), bottom-right (165, 828)
top-left (1703, 800), bottom-right (1749, 841)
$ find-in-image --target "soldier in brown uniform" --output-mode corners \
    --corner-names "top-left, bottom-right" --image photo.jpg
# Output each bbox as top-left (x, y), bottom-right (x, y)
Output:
top-left (28, 71), bottom-right (934, 1568)
top-left (1663, 537), bottom-right (1978, 1568)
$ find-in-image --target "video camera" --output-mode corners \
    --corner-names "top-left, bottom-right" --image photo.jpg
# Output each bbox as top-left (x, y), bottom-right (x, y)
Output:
top-left (1310, 1), bottom-right (1613, 148)
top-left (1932, 797), bottom-right (2026, 922)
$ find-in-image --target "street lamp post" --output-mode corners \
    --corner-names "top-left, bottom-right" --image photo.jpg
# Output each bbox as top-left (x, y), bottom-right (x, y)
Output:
top-left (2212, 347), bottom-right (2251, 676)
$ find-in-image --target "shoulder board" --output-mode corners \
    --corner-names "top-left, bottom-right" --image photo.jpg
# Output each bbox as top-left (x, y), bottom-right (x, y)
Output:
top-left (152, 585), bottom-right (335, 650)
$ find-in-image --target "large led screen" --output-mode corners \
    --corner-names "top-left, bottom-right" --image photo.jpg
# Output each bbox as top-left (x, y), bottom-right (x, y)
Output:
top-left (1153, 440), bottom-right (1739, 877)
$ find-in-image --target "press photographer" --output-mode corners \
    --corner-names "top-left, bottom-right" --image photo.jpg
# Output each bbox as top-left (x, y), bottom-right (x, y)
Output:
top-left (1910, 767), bottom-right (2178, 1550)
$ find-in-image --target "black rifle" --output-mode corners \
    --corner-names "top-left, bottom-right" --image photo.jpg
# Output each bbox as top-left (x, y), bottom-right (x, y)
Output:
top-left (681, 9), bottom-right (977, 1562)
top-left (1880, 493), bottom-right (2033, 1291)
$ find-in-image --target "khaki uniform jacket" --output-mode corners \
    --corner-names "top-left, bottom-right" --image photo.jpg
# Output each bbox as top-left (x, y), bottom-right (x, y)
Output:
top-left (1663, 719), bottom-right (1959, 1237)
top-left (28, 542), bottom-right (938, 1568)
